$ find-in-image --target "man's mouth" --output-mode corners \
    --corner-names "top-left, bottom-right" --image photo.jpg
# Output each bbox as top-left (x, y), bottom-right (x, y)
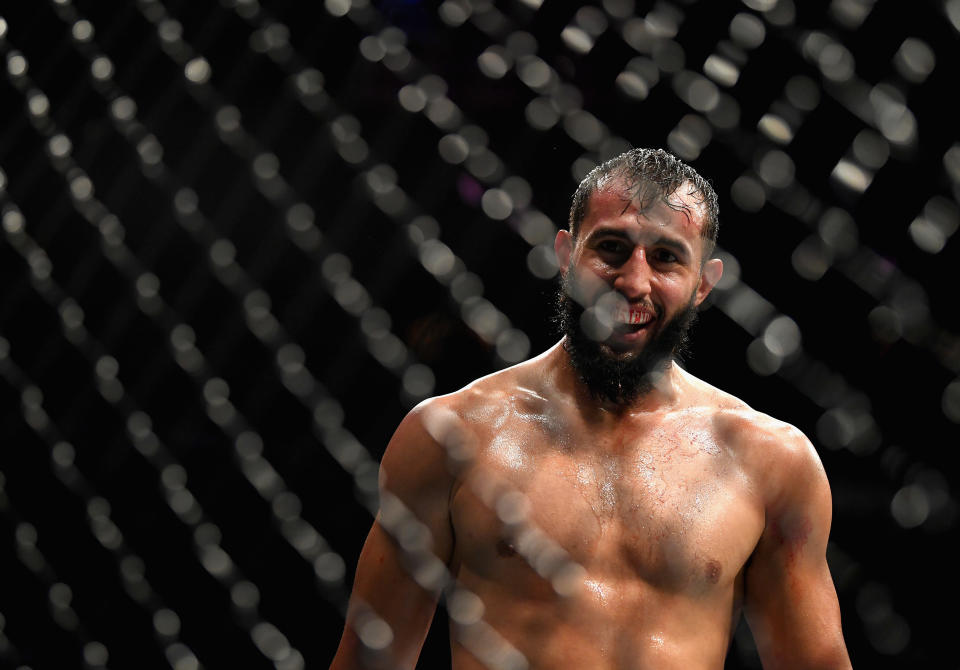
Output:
top-left (613, 307), bottom-right (655, 327)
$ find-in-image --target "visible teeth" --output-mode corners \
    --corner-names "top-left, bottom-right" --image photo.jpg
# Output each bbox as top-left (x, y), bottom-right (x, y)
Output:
top-left (614, 308), bottom-right (653, 325)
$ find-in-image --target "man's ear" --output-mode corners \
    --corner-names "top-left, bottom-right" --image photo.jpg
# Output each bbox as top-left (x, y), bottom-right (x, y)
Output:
top-left (695, 257), bottom-right (723, 306)
top-left (555, 229), bottom-right (573, 275)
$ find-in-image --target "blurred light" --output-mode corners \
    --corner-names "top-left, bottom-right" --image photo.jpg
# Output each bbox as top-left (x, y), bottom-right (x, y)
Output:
top-left (714, 251), bottom-right (741, 290)
top-left (729, 12), bottom-right (765, 49)
top-left (785, 75), bottom-right (820, 111)
top-left (356, 615), bottom-right (393, 650)
top-left (564, 110), bottom-right (605, 148)
top-left (71, 20), bottom-right (94, 42)
top-left (746, 338), bottom-right (782, 375)
top-left (943, 379), bottom-right (960, 422)
top-left (616, 71), bottom-right (650, 99)
top-left (69, 175), bottom-right (94, 201)
top-left (426, 97), bottom-right (462, 130)
top-left (831, 159), bottom-right (871, 193)
top-left (890, 484), bottom-right (930, 528)
top-left (561, 26), bottom-right (594, 54)
top-left (325, 0), bottom-right (350, 17)
top-left (829, 0), bottom-right (874, 29)
top-left (706, 93), bottom-right (740, 129)
top-left (501, 176), bottom-right (532, 210)
top-left (674, 72), bottom-right (719, 112)
top-left (2, 209), bottom-right (24, 234)
top-left (231, 580), bottom-right (260, 610)
top-left (165, 644), bottom-right (200, 670)
top-left (742, 0), bottom-right (777, 10)
top-left (870, 85), bottom-right (917, 146)
top-left (111, 96), bottom-right (137, 122)
top-left (359, 36), bottom-right (386, 62)
top-left (26, 90), bottom-right (50, 118)
top-left (763, 315), bottom-right (801, 358)
top-left (450, 272), bottom-right (484, 302)
top-left (857, 582), bottom-right (911, 655)
top-left (154, 609), bottom-right (181, 637)
top-left (652, 40), bottom-right (685, 73)
top-left (668, 114), bottom-right (712, 161)
top-left (83, 642), bottom-right (108, 667)
top-left (730, 175), bottom-right (766, 212)
top-left (448, 589), bottom-right (485, 625)
top-left (184, 57), bottom-right (211, 84)
top-left (645, 7), bottom-right (680, 38)
top-left (251, 622), bottom-right (292, 661)
top-left (517, 56), bottom-right (554, 91)
top-left (438, 0), bottom-right (471, 27)
top-left (315, 552), bottom-right (347, 582)
top-left (703, 54), bottom-right (740, 87)
top-left (603, 0), bottom-right (635, 18)
top-left (419, 239), bottom-right (456, 277)
top-left (949, 0), bottom-right (960, 33)
top-left (496, 329), bottom-right (531, 363)
top-left (622, 18), bottom-right (653, 53)
top-left (576, 6), bottom-right (608, 35)
top-left (91, 56), bottom-right (114, 81)
top-left (818, 42), bottom-right (855, 82)
top-left (48, 134), bottom-right (72, 158)
top-left (525, 97), bottom-right (559, 130)
top-left (757, 113), bottom-right (793, 146)
top-left (908, 196), bottom-right (958, 254)
top-left (852, 129), bottom-right (889, 168)
top-left (402, 364), bottom-right (435, 398)
top-left (756, 149), bottom-right (795, 188)
top-left (894, 37), bottom-right (935, 83)
top-left (481, 188), bottom-right (513, 220)
top-left (6, 51), bottom-right (27, 78)
top-left (477, 47), bottom-right (511, 79)
top-left (818, 208), bottom-right (859, 257)
top-left (868, 305), bottom-right (902, 343)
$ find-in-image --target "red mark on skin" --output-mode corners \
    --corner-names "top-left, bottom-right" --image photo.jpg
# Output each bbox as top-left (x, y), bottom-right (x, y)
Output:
top-left (705, 560), bottom-right (721, 584)
top-left (772, 517), bottom-right (813, 564)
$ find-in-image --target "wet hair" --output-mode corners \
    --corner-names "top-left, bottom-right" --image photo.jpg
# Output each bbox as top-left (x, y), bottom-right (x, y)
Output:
top-left (567, 147), bottom-right (719, 259)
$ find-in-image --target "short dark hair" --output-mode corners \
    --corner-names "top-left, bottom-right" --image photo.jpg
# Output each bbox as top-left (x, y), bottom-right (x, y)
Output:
top-left (568, 147), bottom-right (719, 259)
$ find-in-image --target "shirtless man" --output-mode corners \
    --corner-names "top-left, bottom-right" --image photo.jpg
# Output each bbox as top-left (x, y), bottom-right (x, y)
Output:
top-left (330, 148), bottom-right (852, 669)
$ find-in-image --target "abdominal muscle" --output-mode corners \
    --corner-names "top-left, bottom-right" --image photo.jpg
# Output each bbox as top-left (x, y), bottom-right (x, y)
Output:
top-left (448, 567), bottom-right (736, 670)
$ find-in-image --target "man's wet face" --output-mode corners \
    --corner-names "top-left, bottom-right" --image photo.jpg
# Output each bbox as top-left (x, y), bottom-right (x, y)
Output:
top-left (554, 271), bottom-right (698, 405)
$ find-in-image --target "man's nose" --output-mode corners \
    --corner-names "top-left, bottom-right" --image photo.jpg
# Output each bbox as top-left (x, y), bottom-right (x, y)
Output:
top-left (613, 248), bottom-right (652, 299)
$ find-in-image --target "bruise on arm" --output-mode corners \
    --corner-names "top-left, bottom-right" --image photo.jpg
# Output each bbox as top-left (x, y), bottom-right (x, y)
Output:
top-left (330, 400), bottom-right (460, 670)
top-left (743, 428), bottom-right (852, 670)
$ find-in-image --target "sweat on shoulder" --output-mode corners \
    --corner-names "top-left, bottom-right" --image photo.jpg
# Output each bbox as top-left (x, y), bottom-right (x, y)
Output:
top-left (330, 148), bottom-right (853, 670)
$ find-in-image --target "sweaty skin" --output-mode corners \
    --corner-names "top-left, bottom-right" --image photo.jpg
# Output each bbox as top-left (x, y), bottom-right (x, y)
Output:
top-left (330, 181), bottom-right (852, 670)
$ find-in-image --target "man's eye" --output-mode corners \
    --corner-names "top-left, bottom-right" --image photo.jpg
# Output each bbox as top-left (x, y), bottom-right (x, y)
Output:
top-left (654, 249), bottom-right (678, 263)
top-left (598, 241), bottom-right (625, 253)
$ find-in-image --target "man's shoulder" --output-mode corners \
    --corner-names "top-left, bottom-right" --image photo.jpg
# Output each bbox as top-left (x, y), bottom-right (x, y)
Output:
top-left (420, 350), bottom-right (550, 418)
top-left (679, 367), bottom-right (819, 470)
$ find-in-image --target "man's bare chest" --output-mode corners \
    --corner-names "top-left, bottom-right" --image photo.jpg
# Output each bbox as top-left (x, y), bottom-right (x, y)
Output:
top-left (449, 419), bottom-right (764, 595)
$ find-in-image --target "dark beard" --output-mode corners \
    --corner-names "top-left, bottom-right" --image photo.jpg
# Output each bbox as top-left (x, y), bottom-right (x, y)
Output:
top-left (553, 277), bottom-right (698, 406)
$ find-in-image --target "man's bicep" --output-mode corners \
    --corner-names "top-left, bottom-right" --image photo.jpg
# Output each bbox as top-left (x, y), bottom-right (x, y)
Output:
top-left (331, 519), bottom-right (445, 669)
top-left (743, 435), bottom-right (852, 669)
top-left (331, 401), bottom-right (459, 669)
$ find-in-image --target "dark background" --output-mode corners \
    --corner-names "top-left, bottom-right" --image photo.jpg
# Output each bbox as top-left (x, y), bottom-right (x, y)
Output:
top-left (0, 0), bottom-right (957, 668)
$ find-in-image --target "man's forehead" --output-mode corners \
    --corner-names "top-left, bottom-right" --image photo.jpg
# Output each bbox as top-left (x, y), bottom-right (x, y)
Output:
top-left (586, 177), bottom-right (708, 232)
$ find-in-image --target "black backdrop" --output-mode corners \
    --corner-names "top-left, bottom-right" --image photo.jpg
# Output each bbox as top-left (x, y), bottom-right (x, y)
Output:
top-left (0, 0), bottom-right (957, 668)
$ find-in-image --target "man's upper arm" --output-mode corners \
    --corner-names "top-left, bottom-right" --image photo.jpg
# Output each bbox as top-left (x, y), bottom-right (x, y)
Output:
top-left (330, 400), bottom-right (459, 670)
top-left (743, 426), bottom-right (852, 670)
